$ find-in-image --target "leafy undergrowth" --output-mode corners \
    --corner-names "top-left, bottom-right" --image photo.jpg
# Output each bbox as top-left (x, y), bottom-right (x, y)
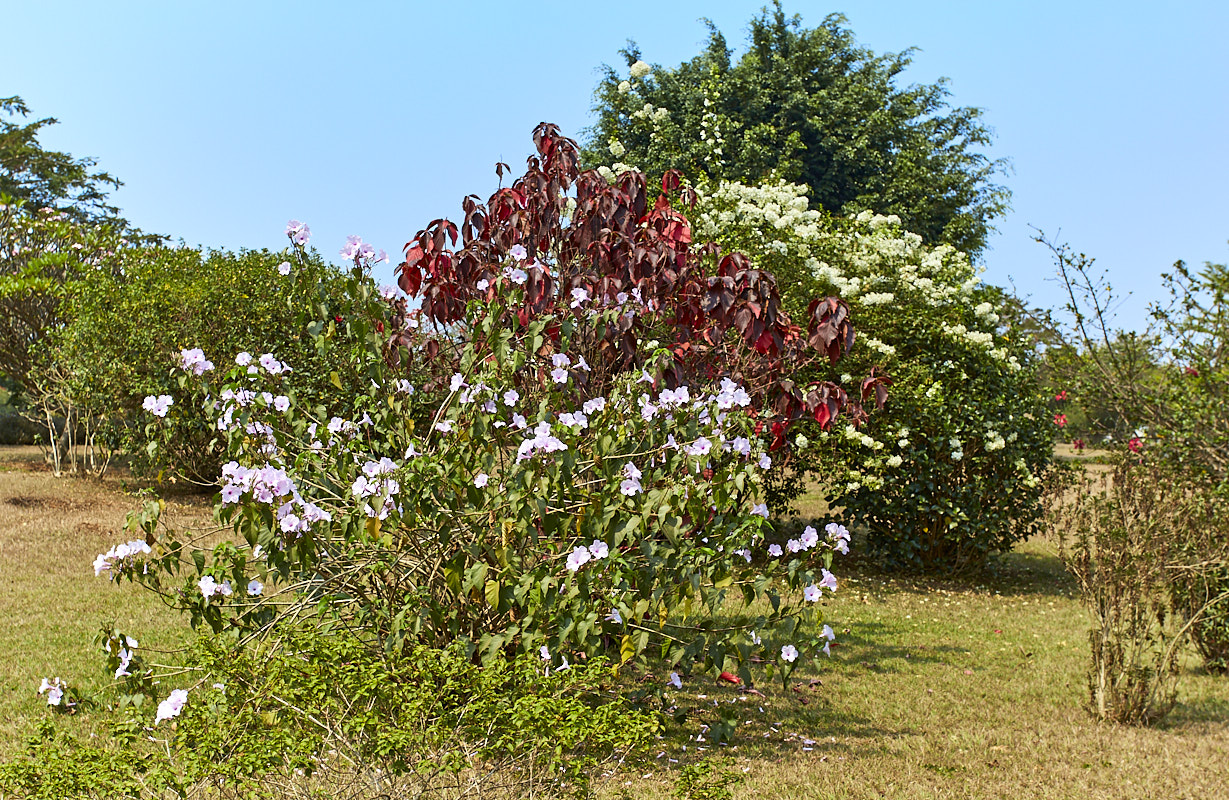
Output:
top-left (2, 445), bottom-right (1227, 799)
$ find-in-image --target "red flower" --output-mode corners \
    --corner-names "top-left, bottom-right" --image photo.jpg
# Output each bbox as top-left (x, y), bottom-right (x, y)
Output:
top-left (1072, 438), bottom-right (1085, 452)
top-left (1053, 413), bottom-right (1067, 428)
top-left (1185, 366), bottom-right (1200, 377)
top-left (1128, 437), bottom-right (1144, 453)
top-left (1055, 390), bottom-right (1068, 402)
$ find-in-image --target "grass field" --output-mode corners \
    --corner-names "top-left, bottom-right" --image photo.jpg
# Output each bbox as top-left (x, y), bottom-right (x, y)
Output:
top-left (2, 444), bottom-right (1227, 799)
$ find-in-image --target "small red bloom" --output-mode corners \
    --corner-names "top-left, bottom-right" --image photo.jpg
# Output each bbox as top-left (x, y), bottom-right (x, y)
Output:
top-left (1055, 390), bottom-right (1068, 402)
top-left (1128, 437), bottom-right (1144, 453)
top-left (1053, 413), bottom-right (1067, 428)
top-left (1185, 366), bottom-right (1200, 377)
top-left (334, 315), bottom-right (344, 324)
top-left (1072, 438), bottom-right (1085, 452)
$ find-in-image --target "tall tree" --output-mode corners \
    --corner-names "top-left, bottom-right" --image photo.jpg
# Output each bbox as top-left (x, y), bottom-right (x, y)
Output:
top-left (1, 95), bottom-right (128, 230)
top-left (583, 3), bottom-right (1010, 257)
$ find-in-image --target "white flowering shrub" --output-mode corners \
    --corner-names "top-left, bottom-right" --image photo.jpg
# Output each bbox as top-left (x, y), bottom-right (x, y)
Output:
top-left (696, 180), bottom-right (1052, 569)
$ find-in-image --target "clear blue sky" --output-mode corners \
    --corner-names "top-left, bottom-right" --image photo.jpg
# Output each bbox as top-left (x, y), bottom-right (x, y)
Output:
top-left (6, 0), bottom-right (1227, 327)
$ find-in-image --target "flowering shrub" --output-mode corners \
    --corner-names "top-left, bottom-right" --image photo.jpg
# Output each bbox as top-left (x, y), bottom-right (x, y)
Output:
top-left (97, 127), bottom-right (864, 705)
top-left (694, 180), bottom-right (1052, 569)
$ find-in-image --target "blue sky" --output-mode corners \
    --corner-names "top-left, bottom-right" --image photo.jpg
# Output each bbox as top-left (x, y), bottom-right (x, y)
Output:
top-left (6, 1), bottom-right (1227, 328)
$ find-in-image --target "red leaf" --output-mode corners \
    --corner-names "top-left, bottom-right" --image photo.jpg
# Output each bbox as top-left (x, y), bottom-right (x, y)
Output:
top-left (717, 671), bottom-right (743, 686)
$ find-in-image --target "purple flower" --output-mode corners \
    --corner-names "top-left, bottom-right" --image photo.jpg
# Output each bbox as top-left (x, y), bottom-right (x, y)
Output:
top-left (566, 546), bottom-right (591, 572)
top-left (803, 584), bottom-right (821, 602)
top-left (474, 473), bottom-right (489, 488)
top-left (588, 540), bottom-right (610, 559)
top-left (285, 220), bottom-right (310, 246)
top-left (751, 503), bottom-right (769, 518)
top-left (551, 367), bottom-right (569, 384)
top-left (142, 395), bottom-right (173, 417)
top-left (278, 261), bottom-right (292, 275)
top-left (767, 543), bottom-right (783, 557)
top-left (684, 438), bottom-right (712, 457)
top-left (510, 244), bottom-right (528, 260)
top-left (818, 568), bottom-right (838, 592)
top-left (155, 689), bottom-right (188, 724)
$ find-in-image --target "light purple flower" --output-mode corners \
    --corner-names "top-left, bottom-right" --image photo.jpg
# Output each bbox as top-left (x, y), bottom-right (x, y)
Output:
top-left (142, 394), bottom-right (173, 417)
top-left (503, 390), bottom-right (520, 406)
top-left (800, 526), bottom-right (819, 549)
top-left (551, 367), bottom-right (569, 384)
top-left (818, 568), bottom-right (838, 592)
top-left (781, 645), bottom-right (799, 663)
top-left (509, 267), bottom-right (528, 284)
top-left (684, 438), bottom-right (712, 457)
top-left (751, 503), bottom-right (769, 518)
top-left (155, 688), bottom-right (188, 723)
top-left (477, 278), bottom-right (490, 291)
top-left (474, 473), bottom-right (489, 488)
top-left (588, 540), bottom-right (610, 559)
top-left (552, 353), bottom-right (571, 368)
top-left (450, 373), bottom-right (466, 392)
top-left (379, 284), bottom-right (398, 300)
top-left (605, 608), bottom-right (622, 624)
top-left (278, 261), bottom-right (292, 275)
top-left (803, 584), bottom-right (821, 602)
top-left (285, 220), bottom-right (310, 245)
top-left (247, 579), bottom-right (263, 596)
top-left (235, 352), bottom-right (252, 366)
top-left (566, 546), bottom-right (591, 572)
top-left (668, 672), bottom-right (682, 689)
top-left (758, 454), bottom-right (772, 470)
top-left (583, 397), bottom-right (606, 414)
top-left (510, 244), bottom-right (527, 260)
top-left (767, 543), bottom-right (783, 558)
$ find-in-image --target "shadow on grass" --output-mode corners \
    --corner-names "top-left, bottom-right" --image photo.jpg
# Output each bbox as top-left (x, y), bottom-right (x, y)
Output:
top-left (1161, 695), bottom-right (1229, 728)
top-left (832, 620), bottom-right (967, 672)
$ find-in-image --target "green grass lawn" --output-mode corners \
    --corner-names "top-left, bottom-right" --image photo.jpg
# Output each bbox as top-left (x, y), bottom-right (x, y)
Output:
top-left (2, 445), bottom-right (1226, 798)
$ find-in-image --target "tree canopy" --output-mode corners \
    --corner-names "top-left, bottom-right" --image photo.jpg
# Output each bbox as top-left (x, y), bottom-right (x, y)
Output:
top-left (583, 3), bottom-right (1010, 257)
top-left (0, 95), bottom-right (133, 231)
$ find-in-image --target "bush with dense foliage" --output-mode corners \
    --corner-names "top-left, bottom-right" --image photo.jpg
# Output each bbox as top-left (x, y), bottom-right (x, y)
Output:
top-left (690, 180), bottom-right (1051, 570)
top-left (583, 3), bottom-right (1009, 257)
top-left (52, 242), bottom-right (370, 482)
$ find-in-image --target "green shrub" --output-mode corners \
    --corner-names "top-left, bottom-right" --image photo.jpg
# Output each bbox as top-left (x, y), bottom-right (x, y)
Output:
top-left (0, 406), bottom-right (37, 444)
top-left (52, 244), bottom-right (373, 483)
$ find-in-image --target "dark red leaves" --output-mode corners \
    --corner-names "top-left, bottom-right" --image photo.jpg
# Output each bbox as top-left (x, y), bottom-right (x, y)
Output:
top-left (391, 123), bottom-right (886, 446)
top-left (807, 297), bottom-right (855, 364)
